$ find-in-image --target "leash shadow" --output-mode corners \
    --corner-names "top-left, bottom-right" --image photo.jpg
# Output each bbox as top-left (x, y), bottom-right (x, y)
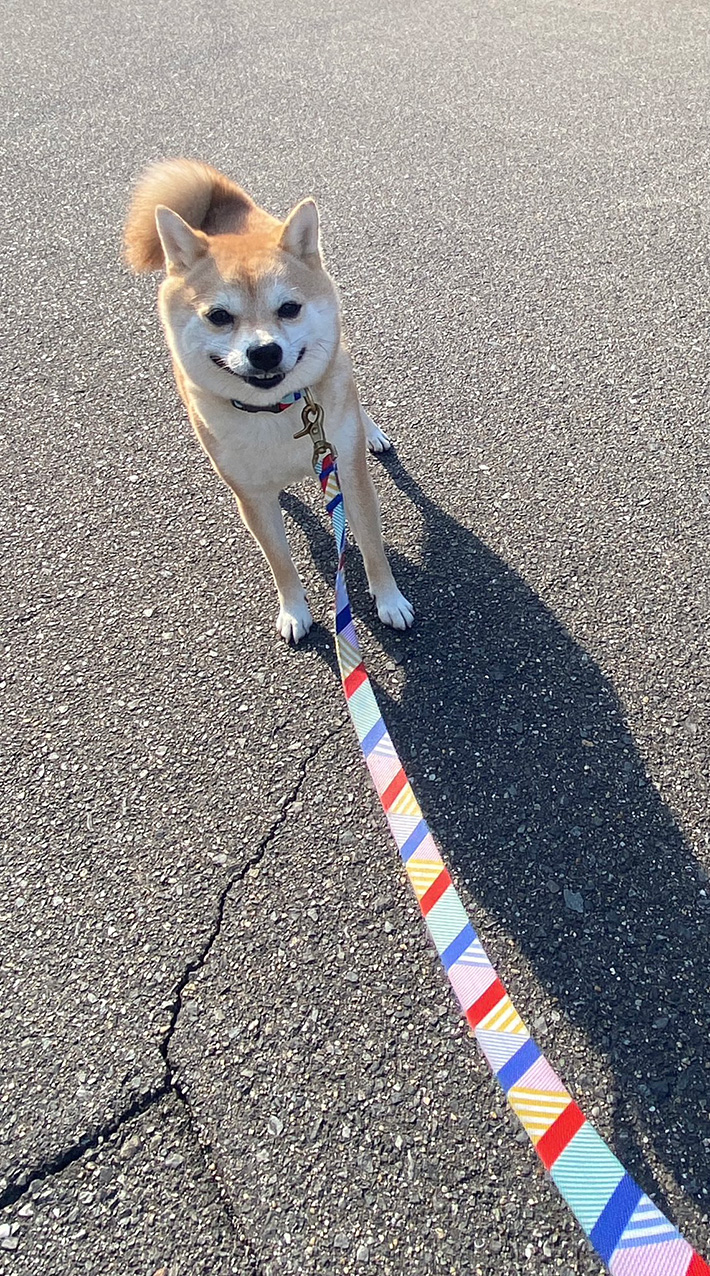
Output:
top-left (281, 460), bottom-right (709, 1223)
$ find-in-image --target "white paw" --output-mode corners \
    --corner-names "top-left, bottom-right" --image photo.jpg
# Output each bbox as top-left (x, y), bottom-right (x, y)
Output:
top-left (367, 424), bottom-right (392, 454)
top-left (375, 588), bottom-right (414, 631)
top-left (276, 599), bottom-right (313, 644)
top-left (362, 409), bottom-right (392, 453)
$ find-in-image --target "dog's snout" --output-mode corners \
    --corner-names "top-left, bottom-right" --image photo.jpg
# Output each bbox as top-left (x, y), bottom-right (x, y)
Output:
top-left (247, 341), bottom-right (282, 372)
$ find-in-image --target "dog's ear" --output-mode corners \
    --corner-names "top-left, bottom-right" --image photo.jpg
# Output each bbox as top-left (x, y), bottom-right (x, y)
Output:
top-left (154, 205), bottom-right (208, 272)
top-left (279, 199), bottom-right (321, 261)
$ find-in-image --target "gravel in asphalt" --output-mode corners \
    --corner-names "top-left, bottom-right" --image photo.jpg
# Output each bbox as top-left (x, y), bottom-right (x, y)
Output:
top-left (0, 1095), bottom-right (252, 1274)
top-left (1, 0), bottom-right (708, 1271)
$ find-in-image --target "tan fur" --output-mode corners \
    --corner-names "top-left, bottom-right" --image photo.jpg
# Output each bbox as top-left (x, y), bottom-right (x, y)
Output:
top-left (122, 158), bottom-right (413, 643)
top-left (124, 158), bottom-right (277, 271)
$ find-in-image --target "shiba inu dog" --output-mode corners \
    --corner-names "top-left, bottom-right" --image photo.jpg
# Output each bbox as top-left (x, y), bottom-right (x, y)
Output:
top-left (123, 159), bottom-right (414, 643)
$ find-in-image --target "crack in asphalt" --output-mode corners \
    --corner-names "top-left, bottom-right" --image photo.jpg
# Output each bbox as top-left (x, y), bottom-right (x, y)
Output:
top-left (0, 1083), bottom-right (170, 1213)
top-left (160, 726), bottom-right (345, 1082)
top-left (0, 726), bottom-right (343, 1225)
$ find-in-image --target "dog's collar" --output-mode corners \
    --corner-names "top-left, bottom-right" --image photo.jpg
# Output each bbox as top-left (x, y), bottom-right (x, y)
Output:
top-left (231, 389), bottom-right (304, 415)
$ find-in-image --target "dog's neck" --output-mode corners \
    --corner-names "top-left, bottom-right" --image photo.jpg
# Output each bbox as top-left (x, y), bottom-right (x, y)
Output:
top-left (230, 389), bottom-right (305, 415)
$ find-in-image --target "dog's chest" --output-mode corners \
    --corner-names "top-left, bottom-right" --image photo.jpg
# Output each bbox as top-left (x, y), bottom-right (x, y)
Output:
top-left (193, 399), bottom-right (314, 494)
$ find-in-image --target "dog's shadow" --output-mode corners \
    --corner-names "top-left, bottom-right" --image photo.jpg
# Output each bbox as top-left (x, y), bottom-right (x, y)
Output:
top-left (282, 454), bottom-right (709, 1224)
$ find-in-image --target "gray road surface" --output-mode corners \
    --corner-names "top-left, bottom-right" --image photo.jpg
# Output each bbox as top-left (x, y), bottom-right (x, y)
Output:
top-left (1, 0), bottom-right (709, 1272)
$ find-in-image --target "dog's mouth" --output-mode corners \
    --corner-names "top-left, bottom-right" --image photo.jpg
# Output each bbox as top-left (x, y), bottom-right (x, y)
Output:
top-left (243, 371), bottom-right (285, 390)
top-left (210, 348), bottom-right (306, 393)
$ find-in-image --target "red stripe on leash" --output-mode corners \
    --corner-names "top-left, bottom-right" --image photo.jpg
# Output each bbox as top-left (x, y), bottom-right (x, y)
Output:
top-left (343, 663), bottom-right (368, 697)
top-left (536, 1102), bottom-right (586, 1169)
top-left (465, 977), bottom-right (506, 1030)
top-left (381, 767), bottom-right (408, 811)
top-left (686, 1255), bottom-right (710, 1276)
top-left (420, 869), bottom-right (452, 916)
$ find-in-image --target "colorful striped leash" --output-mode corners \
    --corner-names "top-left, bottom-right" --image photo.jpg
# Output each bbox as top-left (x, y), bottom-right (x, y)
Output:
top-left (296, 392), bottom-right (709, 1276)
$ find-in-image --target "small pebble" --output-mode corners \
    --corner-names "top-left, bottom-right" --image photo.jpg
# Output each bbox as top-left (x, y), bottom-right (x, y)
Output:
top-left (563, 888), bottom-right (584, 914)
top-left (119, 1135), bottom-right (141, 1161)
top-left (356, 1243), bottom-right (370, 1263)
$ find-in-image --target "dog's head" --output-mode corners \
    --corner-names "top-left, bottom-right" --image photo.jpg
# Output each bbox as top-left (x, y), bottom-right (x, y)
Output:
top-left (154, 200), bottom-right (340, 406)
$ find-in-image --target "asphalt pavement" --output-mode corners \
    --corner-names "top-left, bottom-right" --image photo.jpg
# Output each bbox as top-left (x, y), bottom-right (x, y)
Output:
top-left (1, 0), bottom-right (709, 1272)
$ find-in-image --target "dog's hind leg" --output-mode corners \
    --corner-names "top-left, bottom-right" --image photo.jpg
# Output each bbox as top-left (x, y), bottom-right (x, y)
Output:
top-left (235, 492), bottom-right (313, 644)
top-left (361, 407), bottom-right (392, 454)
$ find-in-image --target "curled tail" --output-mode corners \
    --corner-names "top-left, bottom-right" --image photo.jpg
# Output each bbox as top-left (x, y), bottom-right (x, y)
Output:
top-left (123, 158), bottom-right (255, 272)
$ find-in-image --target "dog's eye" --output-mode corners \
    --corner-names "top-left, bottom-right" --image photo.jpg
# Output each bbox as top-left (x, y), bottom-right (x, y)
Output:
top-left (205, 307), bottom-right (233, 327)
top-left (277, 301), bottom-right (302, 320)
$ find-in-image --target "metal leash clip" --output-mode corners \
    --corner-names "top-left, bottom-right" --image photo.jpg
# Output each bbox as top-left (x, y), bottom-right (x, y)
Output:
top-left (293, 388), bottom-right (337, 470)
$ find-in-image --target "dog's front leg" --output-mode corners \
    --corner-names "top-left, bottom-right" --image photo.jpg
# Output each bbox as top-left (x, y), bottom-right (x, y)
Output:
top-left (360, 406), bottom-right (392, 454)
top-left (236, 492), bottom-right (313, 643)
top-left (337, 439), bottom-right (414, 631)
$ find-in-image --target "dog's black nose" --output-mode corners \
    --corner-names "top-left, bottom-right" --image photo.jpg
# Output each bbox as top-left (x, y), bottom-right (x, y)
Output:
top-left (247, 341), bottom-right (283, 372)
